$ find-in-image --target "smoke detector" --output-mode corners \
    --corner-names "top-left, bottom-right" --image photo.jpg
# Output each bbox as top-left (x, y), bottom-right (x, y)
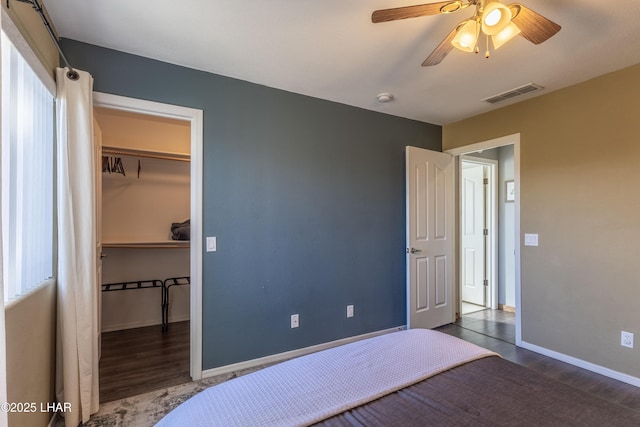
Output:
top-left (377, 93), bottom-right (394, 103)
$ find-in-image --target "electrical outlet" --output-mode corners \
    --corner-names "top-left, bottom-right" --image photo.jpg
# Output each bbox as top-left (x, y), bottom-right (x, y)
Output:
top-left (290, 314), bottom-right (299, 329)
top-left (346, 305), bottom-right (354, 318)
top-left (621, 331), bottom-right (634, 348)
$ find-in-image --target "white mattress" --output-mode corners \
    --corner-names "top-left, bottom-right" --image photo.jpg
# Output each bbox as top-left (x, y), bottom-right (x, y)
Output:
top-left (157, 329), bottom-right (497, 426)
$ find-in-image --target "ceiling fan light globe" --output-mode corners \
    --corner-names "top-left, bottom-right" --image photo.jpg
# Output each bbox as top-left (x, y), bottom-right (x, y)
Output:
top-left (492, 22), bottom-right (521, 49)
top-left (485, 9), bottom-right (502, 26)
top-left (452, 20), bottom-right (479, 53)
top-left (482, 2), bottom-right (512, 36)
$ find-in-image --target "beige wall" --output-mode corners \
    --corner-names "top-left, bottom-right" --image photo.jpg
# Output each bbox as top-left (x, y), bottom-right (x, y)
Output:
top-left (1, 0), bottom-right (59, 76)
top-left (5, 283), bottom-right (56, 427)
top-left (94, 107), bottom-right (191, 155)
top-left (444, 63), bottom-right (640, 378)
top-left (95, 108), bottom-right (191, 331)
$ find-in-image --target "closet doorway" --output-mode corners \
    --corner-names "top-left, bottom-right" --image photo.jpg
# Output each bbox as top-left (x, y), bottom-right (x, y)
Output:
top-left (93, 93), bottom-right (203, 401)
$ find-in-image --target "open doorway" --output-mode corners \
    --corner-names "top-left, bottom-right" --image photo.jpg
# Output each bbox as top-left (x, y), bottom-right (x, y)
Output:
top-left (460, 156), bottom-right (497, 315)
top-left (447, 134), bottom-right (521, 345)
top-left (93, 93), bottom-right (204, 401)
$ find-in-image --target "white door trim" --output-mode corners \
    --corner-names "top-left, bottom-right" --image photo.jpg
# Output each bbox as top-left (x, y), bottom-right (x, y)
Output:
top-left (446, 133), bottom-right (521, 346)
top-left (93, 92), bottom-right (204, 379)
top-left (460, 156), bottom-right (498, 310)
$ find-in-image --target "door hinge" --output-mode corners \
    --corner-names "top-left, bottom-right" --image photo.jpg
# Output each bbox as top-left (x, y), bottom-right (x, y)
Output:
top-left (483, 178), bottom-right (489, 185)
top-left (483, 279), bottom-right (489, 287)
top-left (483, 229), bottom-right (489, 236)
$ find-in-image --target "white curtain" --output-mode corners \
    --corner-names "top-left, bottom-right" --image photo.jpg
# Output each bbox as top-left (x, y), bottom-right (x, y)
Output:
top-left (55, 67), bottom-right (99, 427)
top-left (0, 12), bottom-right (8, 427)
top-left (0, 191), bottom-right (6, 427)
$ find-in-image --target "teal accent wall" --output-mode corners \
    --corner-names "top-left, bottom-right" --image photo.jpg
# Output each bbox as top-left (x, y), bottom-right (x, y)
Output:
top-left (61, 39), bottom-right (442, 369)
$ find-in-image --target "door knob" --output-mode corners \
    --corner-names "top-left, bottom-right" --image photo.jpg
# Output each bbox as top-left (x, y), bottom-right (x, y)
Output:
top-left (409, 248), bottom-right (421, 254)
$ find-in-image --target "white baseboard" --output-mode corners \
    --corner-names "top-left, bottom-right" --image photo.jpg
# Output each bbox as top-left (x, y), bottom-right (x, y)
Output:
top-left (101, 315), bottom-right (190, 333)
top-left (102, 319), bottom-right (160, 333)
top-left (202, 326), bottom-right (406, 379)
top-left (521, 340), bottom-right (640, 387)
top-left (167, 314), bottom-right (190, 324)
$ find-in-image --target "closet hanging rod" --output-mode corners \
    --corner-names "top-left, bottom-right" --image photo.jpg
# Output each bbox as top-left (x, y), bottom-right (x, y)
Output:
top-left (9, 0), bottom-right (79, 80)
top-left (102, 146), bottom-right (190, 162)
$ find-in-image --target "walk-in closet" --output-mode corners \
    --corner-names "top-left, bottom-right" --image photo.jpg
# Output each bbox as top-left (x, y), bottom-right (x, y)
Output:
top-left (94, 107), bottom-right (192, 402)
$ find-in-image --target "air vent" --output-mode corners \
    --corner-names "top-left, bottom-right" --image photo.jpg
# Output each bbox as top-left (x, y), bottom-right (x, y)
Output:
top-left (482, 83), bottom-right (544, 104)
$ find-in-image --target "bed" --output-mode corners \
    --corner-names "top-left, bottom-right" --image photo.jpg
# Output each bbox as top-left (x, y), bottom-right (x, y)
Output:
top-left (157, 329), bottom-right (640, 426)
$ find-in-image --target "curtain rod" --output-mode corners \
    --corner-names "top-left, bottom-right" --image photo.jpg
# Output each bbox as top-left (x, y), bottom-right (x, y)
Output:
top-left (8, 0), bottom-right (79, 80)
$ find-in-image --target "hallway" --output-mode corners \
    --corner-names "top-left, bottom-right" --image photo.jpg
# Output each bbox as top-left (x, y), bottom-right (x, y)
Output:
top-left (457, 308), bottom-right (515, 344)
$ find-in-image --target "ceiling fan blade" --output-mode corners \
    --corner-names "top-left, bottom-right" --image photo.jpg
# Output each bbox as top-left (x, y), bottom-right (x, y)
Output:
top-left (422, 24), bottom-right (461, 66)
top-left (509, 4), bottom-right (561, 45)
top-left (372, 1), bottom-right (464, 23)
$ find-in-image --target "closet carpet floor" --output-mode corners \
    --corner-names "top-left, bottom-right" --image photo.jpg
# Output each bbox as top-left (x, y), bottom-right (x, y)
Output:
top-left (99, 321), bottom-right (190, 403)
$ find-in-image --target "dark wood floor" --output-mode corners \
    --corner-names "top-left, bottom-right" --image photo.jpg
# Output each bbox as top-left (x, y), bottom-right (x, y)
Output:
top-left (437, 309), bottom-right (640, 411)
top-left (99, 321), bottom-right (190, 403)
top-left (99, 312), bottom-right (640, 412)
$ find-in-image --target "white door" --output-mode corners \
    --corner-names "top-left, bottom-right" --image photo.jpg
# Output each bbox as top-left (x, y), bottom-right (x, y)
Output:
top-left (461, 163), bottom-right (486, 306)
top-left (406, 146), bottom-right (454, 329)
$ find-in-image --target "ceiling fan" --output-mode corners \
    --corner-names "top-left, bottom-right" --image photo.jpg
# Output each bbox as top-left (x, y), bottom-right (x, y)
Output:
top-left (372, 1), bottom-right (561, 66)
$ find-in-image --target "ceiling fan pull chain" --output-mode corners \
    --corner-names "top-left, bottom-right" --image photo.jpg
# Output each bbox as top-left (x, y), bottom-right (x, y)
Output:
top-left (474, 18), bottom-right (480, 54)
top-left (485, 33), bottom-right (490, 58)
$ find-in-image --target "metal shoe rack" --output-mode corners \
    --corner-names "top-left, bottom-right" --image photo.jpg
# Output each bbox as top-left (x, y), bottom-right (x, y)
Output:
top-left (101, 276), bottom-right (191, 332)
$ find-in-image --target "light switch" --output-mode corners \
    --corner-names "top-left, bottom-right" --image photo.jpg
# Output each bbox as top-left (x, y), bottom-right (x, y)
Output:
top-left (206, 236), bottom-right (217, 252)
top-left (524, 233), bottom-right (538, 247)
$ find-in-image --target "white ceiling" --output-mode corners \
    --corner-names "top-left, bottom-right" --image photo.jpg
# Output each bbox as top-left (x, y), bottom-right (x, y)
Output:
top-left (43, 0), bottom-right (640, 125)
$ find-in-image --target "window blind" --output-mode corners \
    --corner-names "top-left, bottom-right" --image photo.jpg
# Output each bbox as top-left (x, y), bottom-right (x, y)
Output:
top-left (1, 30), bottom-right (54, 303)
